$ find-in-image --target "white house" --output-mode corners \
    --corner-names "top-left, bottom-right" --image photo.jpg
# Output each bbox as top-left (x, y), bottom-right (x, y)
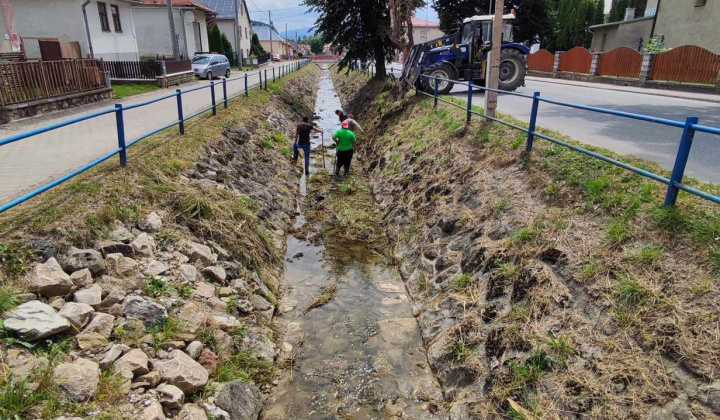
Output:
top-left (8, 0), bottom-right (140, 60)
top-left (411, 16), bottom-right (444, 44)
top-left (132, 0), bottom-right (213, 59)
top-left (198, 0), bottom-right (252, 63)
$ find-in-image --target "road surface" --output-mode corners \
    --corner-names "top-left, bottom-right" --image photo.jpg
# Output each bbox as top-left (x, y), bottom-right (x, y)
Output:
top-left (385, 65), bottom-right (720, 183)
top-left (0, 61), bottom-right (301, 205)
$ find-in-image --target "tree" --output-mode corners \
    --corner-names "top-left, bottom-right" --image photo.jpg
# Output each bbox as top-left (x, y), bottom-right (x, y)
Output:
top-left (250, 33), bottom-right (265, 56)
top-left (220, 33), bottom-right (234, 61)
top-left (608, 0), bottom-right (629, 21)
top-left (435, 0), bottom-right (489, 34)
top-left (552, 0), bottom-right (603, 50)
top-left (308, 35), bottom-right (324, 54)
top-left (305, 0), bottom-right (395, 77)
top-left (388, 0), bottom-right (427, 65)
top-left (208, 24), bottom-right (223, 53)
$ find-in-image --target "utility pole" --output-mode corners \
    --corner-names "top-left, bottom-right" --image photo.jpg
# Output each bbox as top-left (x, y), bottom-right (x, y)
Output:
top-left (166, 0), bottom-right (180, 59)
top-left (485, 0), bottom-right (503, 117)
top-left (269, 11), bottom-right (273, 56)
top-left (234, 0), bottom-right (240, 64)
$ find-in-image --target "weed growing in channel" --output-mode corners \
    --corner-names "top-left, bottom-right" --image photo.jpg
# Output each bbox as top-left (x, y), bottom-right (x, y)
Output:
top-left (0, 242), bottom-right (38, 278)
top-left (178, 284), bottom-right (192, 299)
top-left (630, 244), bottom-right (663, 265)
top-left (578, 260), bottom-right (604, 281)
top-left (451, 337), bottom-right (472, 363)
top-left (216, 349), bottom-right (274, 384)
top-left (454, 273), bottom-right (473, 290)
top-left (545, 332), bottom-right (575, 365)
top-left (143, 276), bottom-right (171, 298)
top-left (0, 286), bottom-right (19, 313)
top-left (417, 274), bottom-right (428, 290)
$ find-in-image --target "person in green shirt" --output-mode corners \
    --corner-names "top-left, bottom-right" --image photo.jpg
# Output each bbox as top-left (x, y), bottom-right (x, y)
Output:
top-left (332, 120), bottom-right (357, 177)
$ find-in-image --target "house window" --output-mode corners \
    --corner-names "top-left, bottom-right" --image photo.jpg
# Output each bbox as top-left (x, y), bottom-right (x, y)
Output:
top-left (111, 5), bottom-right (122, 32)
top-left (97, 2), bottom-right (110, 32)
top-left (694, 0), bottom-right (706, 6)
top-left (245, 27), bottom-right (248, 39)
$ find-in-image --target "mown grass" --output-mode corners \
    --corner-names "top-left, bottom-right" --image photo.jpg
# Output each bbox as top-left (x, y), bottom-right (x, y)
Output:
top-left (112, 83), bottom-right (161, 99)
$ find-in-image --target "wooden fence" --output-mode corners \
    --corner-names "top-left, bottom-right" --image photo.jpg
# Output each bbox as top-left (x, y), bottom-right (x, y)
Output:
top-left (651, 45), bottom-right (720, 85)
top-left (104, 60), bottom-right (159, 80)
top-left (527, 49), bottom-right (554, 72)
top-left (0, 59), bottom-right (107, 106)
top-left (164, 59), bottom-right (191, 75)
top-left (559, 47), bottom-right (592, 74)
top-left (598, 47), bottom-right (642, 78)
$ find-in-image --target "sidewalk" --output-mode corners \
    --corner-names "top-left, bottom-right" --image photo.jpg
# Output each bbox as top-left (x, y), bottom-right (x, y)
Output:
top-left (0, 61), bottom-right (299, 205)
top-left (526, 76), bottom-right (720, 104)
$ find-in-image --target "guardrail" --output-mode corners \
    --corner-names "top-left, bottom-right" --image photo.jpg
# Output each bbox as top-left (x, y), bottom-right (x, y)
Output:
top-left (0, 59), bottom-right (312, 214)
top-left (356, 64), bottom-right (719, 207)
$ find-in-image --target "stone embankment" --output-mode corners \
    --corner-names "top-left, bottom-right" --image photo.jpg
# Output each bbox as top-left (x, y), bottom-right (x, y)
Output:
top-left (0, 66), bottom-right (320, 419)
top-left (332, 70), bottom-right (720, 419)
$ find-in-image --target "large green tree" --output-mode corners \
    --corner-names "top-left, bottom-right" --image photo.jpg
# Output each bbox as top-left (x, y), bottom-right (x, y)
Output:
top-left (308, 35), bottom-right (324, 54)
top-left (434, 0), bottom-right (552, 45)
top-left (553, 0), bottom-right (604, 50)
top-left (250, 33), bottom-right (265, 56)
top-left (305, 0), bottom-right (394, 77)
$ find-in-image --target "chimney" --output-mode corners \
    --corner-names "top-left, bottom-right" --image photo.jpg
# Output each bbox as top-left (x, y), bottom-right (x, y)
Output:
top-left (624, 7), bottom-right (636, 20)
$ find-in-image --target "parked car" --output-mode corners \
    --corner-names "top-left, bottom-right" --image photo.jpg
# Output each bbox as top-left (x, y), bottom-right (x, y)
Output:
top-left (272, 54), bottom-right (281, 62)
top-left (192, 54), bottom-right (230, 79)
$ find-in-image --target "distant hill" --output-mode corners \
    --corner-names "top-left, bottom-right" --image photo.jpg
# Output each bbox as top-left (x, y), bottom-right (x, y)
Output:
top-left (281, 27), bottom-right (316, 40)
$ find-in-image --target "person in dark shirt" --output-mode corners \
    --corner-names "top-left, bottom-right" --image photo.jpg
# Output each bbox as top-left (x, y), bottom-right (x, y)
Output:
top-left (335, 109), bottom-right (347, 124)
top-left (294, 116), bottom-right (323, 175)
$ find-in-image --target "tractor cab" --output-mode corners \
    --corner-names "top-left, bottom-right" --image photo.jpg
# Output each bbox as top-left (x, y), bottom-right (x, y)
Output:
top-left (402, 13), bottom-right (529, 94)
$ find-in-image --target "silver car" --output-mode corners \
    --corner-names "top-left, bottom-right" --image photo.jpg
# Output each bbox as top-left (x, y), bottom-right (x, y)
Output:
top-left (192, 54), bottom-right (230, 79)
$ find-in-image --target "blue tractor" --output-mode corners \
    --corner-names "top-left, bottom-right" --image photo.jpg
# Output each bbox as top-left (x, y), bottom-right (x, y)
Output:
top-left (402, 13), bottom-right (530, 94)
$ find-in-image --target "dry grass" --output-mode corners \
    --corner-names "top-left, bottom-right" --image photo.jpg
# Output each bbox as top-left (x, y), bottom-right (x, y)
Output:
top-left (303, 284), bottom-right (338, 314)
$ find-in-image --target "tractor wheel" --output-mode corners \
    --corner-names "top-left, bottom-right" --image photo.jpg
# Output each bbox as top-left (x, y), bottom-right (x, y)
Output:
top-left (421, 63), bottom-right (456, 95)
top-left (498, 49), bottom-right (526, 92)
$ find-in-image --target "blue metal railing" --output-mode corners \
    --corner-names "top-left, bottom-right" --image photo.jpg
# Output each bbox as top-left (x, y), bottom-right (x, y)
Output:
top-left (397, 70), bottom-right (719, 207)
top-left (0, 59), bottom-right (311, 213)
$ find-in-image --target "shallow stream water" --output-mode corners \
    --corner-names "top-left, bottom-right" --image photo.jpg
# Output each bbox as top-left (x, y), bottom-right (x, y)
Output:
top-left (262, 66), bottom-right (446, 420)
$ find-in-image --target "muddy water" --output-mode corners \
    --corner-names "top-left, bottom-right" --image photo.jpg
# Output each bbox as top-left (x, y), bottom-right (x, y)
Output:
top-left (263, 66), bottom-right (446, 420)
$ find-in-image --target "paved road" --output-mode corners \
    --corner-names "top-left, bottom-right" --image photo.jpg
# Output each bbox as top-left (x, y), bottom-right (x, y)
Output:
top-left (0, 61), bottom-right (300, 204)
top-left (446, 77), bottom-right (720, 183)
top-left (384, 65), bottom-right (720, 182)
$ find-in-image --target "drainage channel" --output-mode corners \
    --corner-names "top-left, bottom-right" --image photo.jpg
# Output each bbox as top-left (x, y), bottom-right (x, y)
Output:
top-left (262, 65), bottom-right (447, 420)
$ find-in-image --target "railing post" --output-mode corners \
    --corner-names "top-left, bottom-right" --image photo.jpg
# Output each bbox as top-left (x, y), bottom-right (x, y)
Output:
top-left (176, 89), bottom-right (184, 134)
top-left (210, 81), bottom-right (216, 115)
top-left (245, 73), bottom-right (248, 97)
top-left (272, 67), bottom-right (275, 82)
top-left (434, 75), bottom-right (439, 107)
top-left (664, 117), bottom-right (699, 207)
top-left (526, 92), bottom-right (540, 153)
top-left (222, 78), bottom-right (228, 108)
top-left (466, 81), bottom-right (473, 124)
top-left (264, 69), bottom-right (268, 90)
top-left (115, 104), bottom-right (127, 166)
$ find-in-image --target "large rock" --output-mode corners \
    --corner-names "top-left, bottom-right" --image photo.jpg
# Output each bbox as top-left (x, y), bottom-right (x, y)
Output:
top-left (138, 212), bottom-right (163, 233)
top-left (96, 274), bottom-right (144, 295)
top-left (53, 358), bottom-right (100, 402)
top-left (185, 242), bottom-right (217, 265)
top-left (157, 383), bottom-right (185, 410)
top-left (110, 220), bottom-right (135, 243)
top-left (141, 399), bottom-right (166, 420)
top-left (75, 331), bottom-right (108, 349)
top-left (132, 233), bottom-right (156, 258)
top-left (3, 301), bottom-right (70, 340)
top-left (177, 264), bottom-right (198, 283)
top-left (114, 348), bottom-right (149, 376)
top-left (69, 268), bottom-right (93, 288)
top-left (62, 247), bottom-right (105, 276)
top-left (94, 240), bottom-right (134, 257)
top-left (215, 380), bottom-right (263, 420)
top-left (4, 349), bottom-right (49, 381)
top-left (177, 404), bottom-right (208, 420)
top-left (105, 254), bottom-right (139, 278)
top-left (73, 284), bottom-right (102, 306)
top-left (152, 349), bottom-right (209, 393)
top-left (99, 343), bottom-right (131, 369)
top-left (185, 341), bottom-right (203, 359)
top-left (144, 260), bottom-right (170, 277)
top-left (202, 266), bottom-right (226, 283)
top-left (241, 332), bottom-right (276, 362)
top-left (29, 257), bottom-right (73, 297)
top-left (82, 312), bottom-right (115, 337)
top-left (175, 301), bottom-right (209, 333)
top-left (58, 302), bottom-right (95, 331)
top-left (193, 282), bottom-right (215, 300)
top-left (123, 296), bottom-right (168, 328)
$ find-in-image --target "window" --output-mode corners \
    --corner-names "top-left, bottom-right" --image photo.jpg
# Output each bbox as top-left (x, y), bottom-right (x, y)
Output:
top-left (695, 0), bottom-right (706, 6)
top-left (111, 5), bottom-right (122, 32)
top-left (245, 27), bottom-right (248, 39)
top-left (97, 2), bottom-right (110, 32)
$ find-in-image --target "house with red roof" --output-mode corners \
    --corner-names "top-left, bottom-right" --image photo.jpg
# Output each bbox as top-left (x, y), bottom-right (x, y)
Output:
top-left (411, 16), bottom-right (444, 44)
top-left (132, 0), bottom-right (215, 59)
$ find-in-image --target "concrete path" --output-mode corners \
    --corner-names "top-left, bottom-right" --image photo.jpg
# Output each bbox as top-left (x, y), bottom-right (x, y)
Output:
top-left (0, 61), bottom-right (299, 205)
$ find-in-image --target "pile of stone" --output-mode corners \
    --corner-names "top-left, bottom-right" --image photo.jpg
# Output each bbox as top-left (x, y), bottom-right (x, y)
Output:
top-left (1, 211), bottom-right (283, 420)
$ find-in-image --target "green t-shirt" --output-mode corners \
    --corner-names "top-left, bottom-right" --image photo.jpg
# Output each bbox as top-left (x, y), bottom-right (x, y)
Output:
top-left (333, 128), bottom-right (356, 151)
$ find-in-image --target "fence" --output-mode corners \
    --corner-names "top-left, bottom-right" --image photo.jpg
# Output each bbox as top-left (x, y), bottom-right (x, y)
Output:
top-left (364, 64), bottom-right (720, 207)
top-left (558, 47), bottom-right (592, 74)
top-left (0, 59), bottom-right (107, 106)
top-left (163, 59), bottom-right (191, 76)
top-left (0, 59), bottom-right (311, 213)
top-left (597, 46), bottom-right (642, 78)
top-left (527, 49), bottom-right (554, 72)
top-left (528, 44), bottom-right (720, 86)
top-left (258, 53), bottom-right (271, 65)
top-left (651, 45), bottom-right (720, 85)
top-left (104, 60), bottom-right (159, 80)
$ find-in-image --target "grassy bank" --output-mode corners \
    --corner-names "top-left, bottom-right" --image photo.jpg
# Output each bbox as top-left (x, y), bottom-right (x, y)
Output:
top-left (333, 69), bottom-right (719, 419)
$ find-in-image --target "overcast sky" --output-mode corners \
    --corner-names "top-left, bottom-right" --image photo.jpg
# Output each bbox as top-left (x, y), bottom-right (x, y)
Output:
top-left (251, 1), bottom-right (611, 33)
